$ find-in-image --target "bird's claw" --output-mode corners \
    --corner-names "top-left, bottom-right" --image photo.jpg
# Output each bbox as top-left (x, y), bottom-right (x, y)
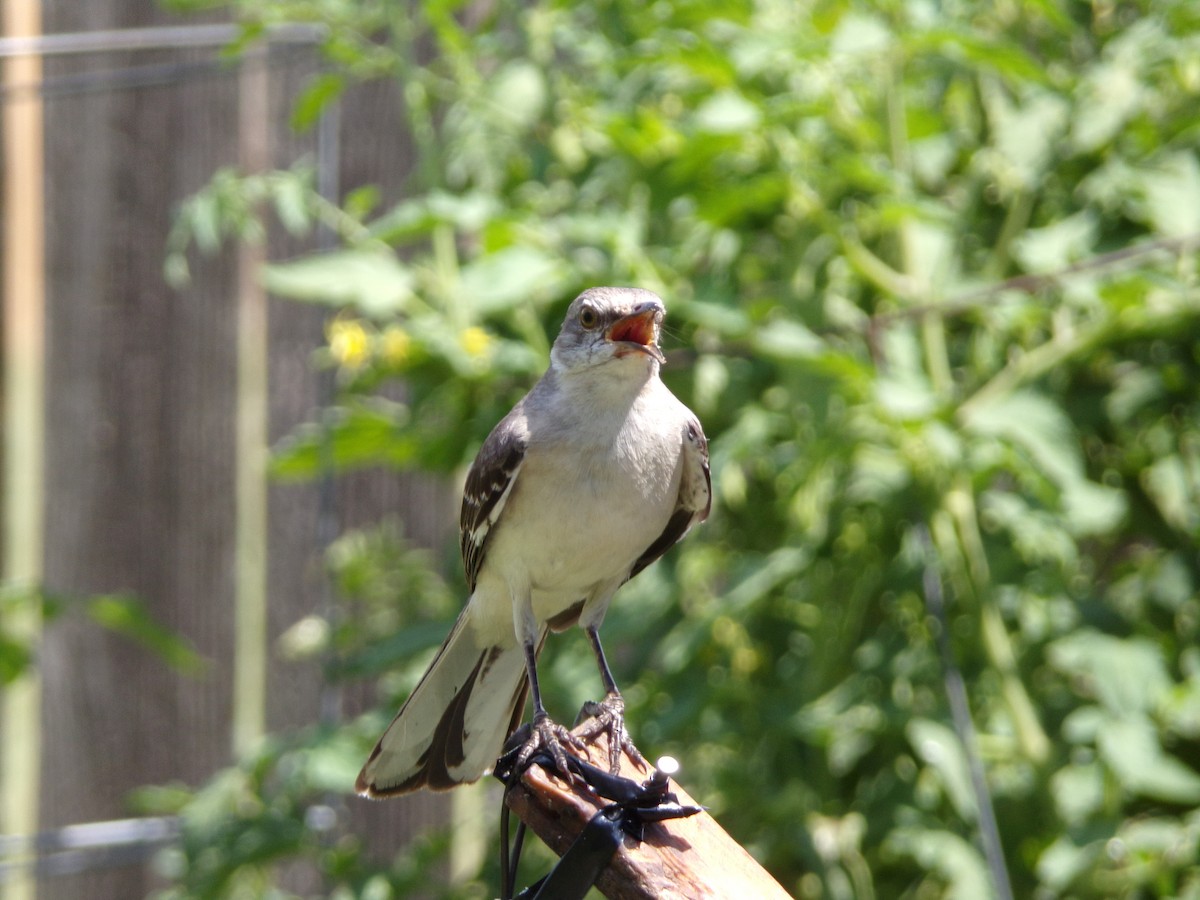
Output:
top-left (575, 691), bottom-right (648, 774)
top-left (517, 712), bottom-right (588, 785)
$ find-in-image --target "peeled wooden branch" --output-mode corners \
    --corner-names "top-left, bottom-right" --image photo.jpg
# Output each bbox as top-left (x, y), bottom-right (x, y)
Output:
top-left (503, 724), bottom-right (794, 899)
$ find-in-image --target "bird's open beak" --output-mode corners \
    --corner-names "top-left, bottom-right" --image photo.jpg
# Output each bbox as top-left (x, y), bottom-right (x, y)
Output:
top-left (606, 307), bottom-right (666, 363)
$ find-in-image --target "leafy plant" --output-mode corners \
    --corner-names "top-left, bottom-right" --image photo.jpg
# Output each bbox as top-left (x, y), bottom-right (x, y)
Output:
top-left (161, 0), bottom-right (1200, 897)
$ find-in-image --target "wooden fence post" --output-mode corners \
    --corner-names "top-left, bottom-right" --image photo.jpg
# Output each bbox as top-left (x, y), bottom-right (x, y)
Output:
top-left (504, 723), bottom-right (795, 900)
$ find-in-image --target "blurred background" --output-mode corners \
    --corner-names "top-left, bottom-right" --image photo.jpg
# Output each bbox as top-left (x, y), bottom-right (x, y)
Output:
top-left (2, 0), bottom-right (1199, 898)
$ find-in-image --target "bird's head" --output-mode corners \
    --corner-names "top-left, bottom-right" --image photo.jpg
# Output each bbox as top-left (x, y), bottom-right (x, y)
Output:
top-left (550, 287), bottom-right (667, 374)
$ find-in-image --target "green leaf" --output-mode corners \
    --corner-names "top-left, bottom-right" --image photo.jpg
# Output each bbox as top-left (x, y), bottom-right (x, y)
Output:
top-left (963, 390), bottom-right (1125, 534)
top-left (907, 718), bottom-right (978, 823)
top-left (1142, 453), bottom-right (1199, 533)
top-left (297, 729), bottom-right (367, 793)
top-left (1135, 152), bottom-right (1200, 237)
top-left (488, 61), bottom-right (546, 131)
top-left (1011, 212), bottom-right (1098, 274)
top-left (290, 72), bottom-right (345, 132)
top-left (368, 191), bottom-right (501, 244)
top-left (926, 29), bottom-right (1048, 83)
top-left (675, 299), bottom-right (752, 337)
top-left (270, 173), bottom-right (313, 236)
top-left (692, 90), bottom-right (761, 134)
top-left (327, 620), bottom-right (450, 679)
top-left (1036, 834), bottom-right (1105, 892)
top-left (1050, 762), bottom-right (1105, 827)
top-left (1048, 630), bottom-right (1170, 715)
top-left (1098, 716), bottom-right (1200, 803)
top-left (456, 246), bottom-right (569, 315)
top-left (1069, 59), bottom-right (1143, 153)
top-left (86, 595), bottom-right (207, 674)
top-left (186, 190), bottom-right (223, 254)
top-left (270, 399), bottom-right (416, 480)
top-left (263, 249), bottom-right (415, 318)
top-left (830, 13), bottom-right (892, 57)
top-left (978, 85), bottom-right (1069, 192)
top-left (751, 319), bottom-right (825, 361)
top-left (343, 185), bottom-right (380, 221)
top-left (0, 632), bottom-right (32, 685)
top-left (886, 827), bottom-right (994, 900)
top-left (1162, 672), bottom-right (1200, 739)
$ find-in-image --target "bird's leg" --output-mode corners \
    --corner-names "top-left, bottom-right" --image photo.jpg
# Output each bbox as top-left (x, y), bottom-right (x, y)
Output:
top-left (515, 638), bottom-right (586, 783)
top-left (576, 625), bottom-right (649, 774)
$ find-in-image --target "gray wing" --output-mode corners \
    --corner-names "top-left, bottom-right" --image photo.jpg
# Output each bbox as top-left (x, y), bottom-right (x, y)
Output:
top-left (459, 411), bottom-right (527, 592)
top-left (628, 416), bottom-right (711, 580)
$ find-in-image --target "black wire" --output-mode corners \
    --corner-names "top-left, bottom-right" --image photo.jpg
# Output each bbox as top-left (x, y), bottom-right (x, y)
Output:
top-left (499, 801), bottom-right (511, 900)
top-left (500, 766), bottom-right (528, 900)
top-left (509, 820), bottom-right (527, 899)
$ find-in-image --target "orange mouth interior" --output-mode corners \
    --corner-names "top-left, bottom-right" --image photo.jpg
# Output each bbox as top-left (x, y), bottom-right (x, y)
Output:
top-left (608, 311), bottom-right (656, 347)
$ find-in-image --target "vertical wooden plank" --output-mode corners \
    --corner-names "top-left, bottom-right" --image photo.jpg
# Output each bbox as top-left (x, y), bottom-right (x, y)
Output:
top-left (38, 7), bottom-right (241, 899)
top-left (232, 46), bottom-right (270, 758)
top-left (0, 3), bottom-right (46, 900)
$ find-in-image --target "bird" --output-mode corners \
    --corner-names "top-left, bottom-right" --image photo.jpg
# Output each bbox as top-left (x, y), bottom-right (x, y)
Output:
top-left (356, 286), bottom-right (711, 796)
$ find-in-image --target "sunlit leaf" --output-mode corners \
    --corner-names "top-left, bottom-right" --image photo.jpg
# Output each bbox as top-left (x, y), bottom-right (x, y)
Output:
top-left (263, 249), bottom-right (415, 318)
top-left (270, 399), bottom-right (416, 479)
top-left (886, 828), bottom-right (994, 900)
top-left (1135, 152), bottom-right (1200, 237)
top-left (907, 718), bottom-right (978, 823)
top-left (1012, 212), bottom-right (1099, 274)
top-left (751, 319), bottom-right (824, 360)
top-left (1048, 630), bottom-right (1170, 716)
top-left (456, 246), bottom-right (570, 314)
top-left (1036, 835), bottom-right (1105, 892)
top-left (489, 60), bottom-right (546, 130)
top-left (1098, 716), bottom-right (1200, 803)
top-left (1069, 60), bottom-right (1143, 153)
top-left (963, 390), bottom-right (1126, 534)
top-left (693, 90), bottom-right (761, 134)
top-left (1050, 762), bottom-right (1105, 827)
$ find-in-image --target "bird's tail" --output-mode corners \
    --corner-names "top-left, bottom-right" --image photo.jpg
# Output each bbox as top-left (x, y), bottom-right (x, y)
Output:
top-left (356, 609), bottom-right (539, 796)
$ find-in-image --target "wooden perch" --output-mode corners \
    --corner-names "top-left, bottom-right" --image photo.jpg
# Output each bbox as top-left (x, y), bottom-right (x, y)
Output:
top-left (503, 724), bottom-right (794, 900)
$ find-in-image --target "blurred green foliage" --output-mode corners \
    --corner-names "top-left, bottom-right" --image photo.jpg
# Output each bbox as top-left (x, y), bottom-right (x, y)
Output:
top-left (0, 588), bottom-right (206, 685)
top-left (158, 0), bottom-right (1200, 896)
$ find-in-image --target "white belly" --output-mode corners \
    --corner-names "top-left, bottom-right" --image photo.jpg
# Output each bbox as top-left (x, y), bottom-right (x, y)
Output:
top-left (477, 416), bottom-right (683, 630)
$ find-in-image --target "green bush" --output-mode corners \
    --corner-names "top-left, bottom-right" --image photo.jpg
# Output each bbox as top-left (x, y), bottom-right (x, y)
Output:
top-left (160, 0), bottom-right (1200, 896)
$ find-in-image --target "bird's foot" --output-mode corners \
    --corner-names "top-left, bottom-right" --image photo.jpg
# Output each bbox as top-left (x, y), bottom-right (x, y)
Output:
top-left (516, 711), bottom-right (588, 785)
top-left (575, 691), bottom-right (648, 775)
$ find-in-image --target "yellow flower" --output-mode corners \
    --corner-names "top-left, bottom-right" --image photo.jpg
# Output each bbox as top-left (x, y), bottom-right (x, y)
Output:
top-left (459, 326), bottom-right (494, 359)
top-left (379, 325), bottom-right (412, 366)
top-left (328, 318), bottom-right (370, 370)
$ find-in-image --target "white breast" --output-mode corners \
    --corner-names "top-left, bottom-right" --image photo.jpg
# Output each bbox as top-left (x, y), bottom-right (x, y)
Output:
top-left (482, 377), bottom-right (686, 621)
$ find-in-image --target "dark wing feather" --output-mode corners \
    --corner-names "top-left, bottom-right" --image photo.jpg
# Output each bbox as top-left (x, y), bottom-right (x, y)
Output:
top-left (629, 417), bottom-right (711, 580)
top-left (459, 414), bottom-right (527, 591)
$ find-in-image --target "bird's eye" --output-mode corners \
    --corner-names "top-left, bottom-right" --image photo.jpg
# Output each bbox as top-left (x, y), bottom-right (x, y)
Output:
top-left (578, 306), bottom-right (599, 330)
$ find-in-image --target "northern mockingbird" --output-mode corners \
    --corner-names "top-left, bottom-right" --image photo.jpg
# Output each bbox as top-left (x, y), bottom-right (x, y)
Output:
top-left (356, 286), bottom-right (711, 796)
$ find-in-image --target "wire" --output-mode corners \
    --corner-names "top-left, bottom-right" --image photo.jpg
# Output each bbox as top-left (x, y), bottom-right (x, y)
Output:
top-left (0, 23), bottom-right (324, 58)
top-left (0, 817), bottom-right (180, 883)
top-left (917, 524), bottom-right (1015, 900)
top-left (0, 43), bottom-right (315, 101)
